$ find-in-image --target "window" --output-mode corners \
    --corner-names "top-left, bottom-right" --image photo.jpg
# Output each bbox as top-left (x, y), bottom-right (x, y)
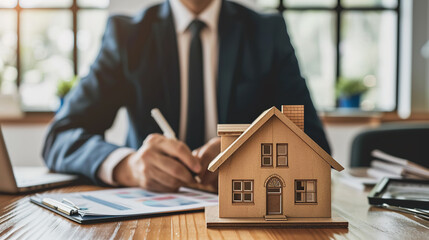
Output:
top-left (0, 0), bottom-right (108, 111)
top-left (276, 143), bottom-right (288, 166)
top-left (232, 180), bottom-right (254, 203)
top-left (295, 180), bottom-right (317, 203)
top-left (257, 0), bottom-right (399, 111)
top-left (261, 143), bottom-right (273, 166)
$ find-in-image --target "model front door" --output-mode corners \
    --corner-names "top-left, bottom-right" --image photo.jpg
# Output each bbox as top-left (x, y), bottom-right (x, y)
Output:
top-left (266, 177), bottom-right (283, 215)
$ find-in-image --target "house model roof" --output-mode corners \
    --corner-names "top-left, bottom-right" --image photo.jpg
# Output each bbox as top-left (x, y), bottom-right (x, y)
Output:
top-left (208, 107), bottom-right (344, 172)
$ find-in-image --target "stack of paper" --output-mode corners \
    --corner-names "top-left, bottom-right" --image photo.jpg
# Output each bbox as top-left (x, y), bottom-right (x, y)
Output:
top-left (333, 168), bottom-right (379, 191)
top-left (368, 150), bottom-right (429, 180)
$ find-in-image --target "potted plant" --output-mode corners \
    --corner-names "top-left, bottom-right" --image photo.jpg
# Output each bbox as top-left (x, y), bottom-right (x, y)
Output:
top-left (336, 77), bottom-right (369, 108)
top-left (56, 75), bottom-right (79, 110)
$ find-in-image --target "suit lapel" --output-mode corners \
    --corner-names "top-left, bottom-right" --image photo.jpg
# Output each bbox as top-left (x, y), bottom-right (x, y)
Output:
top-left (217, 1), bottom-right (243, 124)
top-left (153, 1), bottom-right (181, 134)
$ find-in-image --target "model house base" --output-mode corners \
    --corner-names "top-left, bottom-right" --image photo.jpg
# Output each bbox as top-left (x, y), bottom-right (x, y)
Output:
top-left (205, 206), bottom-right (348, 228)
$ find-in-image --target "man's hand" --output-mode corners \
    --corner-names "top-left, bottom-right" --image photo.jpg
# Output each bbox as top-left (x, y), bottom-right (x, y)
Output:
top-left (192, 137), bottom-right (221, 191)
top-left (113, 133), bottom-right (201, 192)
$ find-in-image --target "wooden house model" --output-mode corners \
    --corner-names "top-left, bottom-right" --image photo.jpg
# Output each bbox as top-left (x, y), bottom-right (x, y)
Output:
top-left (205, 105), bottom-right (347, 227)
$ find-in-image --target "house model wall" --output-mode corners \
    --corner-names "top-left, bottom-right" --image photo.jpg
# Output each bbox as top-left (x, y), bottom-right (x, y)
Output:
top-left (208, 106), bottom-right (344, 219)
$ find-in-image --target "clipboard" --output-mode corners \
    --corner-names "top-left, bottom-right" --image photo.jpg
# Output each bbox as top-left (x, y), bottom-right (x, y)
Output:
top-left (367, 178), bottom-right (429, 210)
top-left (31, 197), bottom-right (123, 224)
top-left (30, 187), bottom-right (218, 224)
top-left (30, 197), bottom-right (204, 224)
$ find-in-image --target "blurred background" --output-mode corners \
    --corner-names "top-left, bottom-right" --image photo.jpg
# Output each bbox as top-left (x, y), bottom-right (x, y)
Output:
top-left (0, 0), bottom-right (428, 169)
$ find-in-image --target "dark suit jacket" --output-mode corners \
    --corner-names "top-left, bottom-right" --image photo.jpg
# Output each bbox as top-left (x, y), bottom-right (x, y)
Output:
top-left (43, 0), bottom-right (331, 185)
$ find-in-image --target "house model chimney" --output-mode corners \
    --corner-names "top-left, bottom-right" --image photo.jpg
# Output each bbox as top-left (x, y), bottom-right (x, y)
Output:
top-left (281, 105), bottom-right (304, 131)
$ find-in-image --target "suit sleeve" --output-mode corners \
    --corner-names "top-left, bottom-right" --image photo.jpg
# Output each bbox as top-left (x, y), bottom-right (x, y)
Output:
top-left (42, 16), bottom-right (132, 185)
top-left (271, 15), bottom-right (332, 154)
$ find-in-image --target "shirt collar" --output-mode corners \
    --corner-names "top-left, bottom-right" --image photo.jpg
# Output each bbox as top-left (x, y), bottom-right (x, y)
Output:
top-left (169, 0), bottom-right (221, 34)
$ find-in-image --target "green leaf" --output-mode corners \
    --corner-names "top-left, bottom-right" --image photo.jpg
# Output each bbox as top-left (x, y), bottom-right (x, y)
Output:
top-left (336, 77), bottom-right (369, 98)
top-left (56, 75), bottom-right (79, 98)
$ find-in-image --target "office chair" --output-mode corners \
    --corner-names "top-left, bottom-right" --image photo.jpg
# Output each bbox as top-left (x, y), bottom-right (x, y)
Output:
top-left (350, 123), bottom-right (429, 168)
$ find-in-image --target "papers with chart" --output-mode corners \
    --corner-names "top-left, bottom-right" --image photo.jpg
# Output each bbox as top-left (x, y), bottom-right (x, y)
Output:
top-left (34, 187), bottom-right (218, 217)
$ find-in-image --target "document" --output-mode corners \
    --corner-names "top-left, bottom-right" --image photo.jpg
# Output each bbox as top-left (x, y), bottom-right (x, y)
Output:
top-left (371, 150), bottom-right (429, 179)
top-left (32, 187), bottom-right (218, 217)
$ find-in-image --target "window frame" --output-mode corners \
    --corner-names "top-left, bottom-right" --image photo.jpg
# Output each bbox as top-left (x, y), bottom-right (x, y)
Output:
top-left (1, 0), bottom-right (401, 113)
top-left (294, 179), bottom-right (317, 204)
top-left (232, 180), bottom-right (254, 203)
top-left (261, 143), bottom-right (273, 167)
top-left (0, 0), bottom-right (107, 112)
top-left (272, 0), bottom-right (401, 110)
top-left (276, 143), bottom-right (288, 167)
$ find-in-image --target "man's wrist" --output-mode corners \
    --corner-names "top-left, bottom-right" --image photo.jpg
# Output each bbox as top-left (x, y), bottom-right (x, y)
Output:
top-left (97, 148), bottom-right (135, 186)
top-left (113, 153), bottom-right (138, 187)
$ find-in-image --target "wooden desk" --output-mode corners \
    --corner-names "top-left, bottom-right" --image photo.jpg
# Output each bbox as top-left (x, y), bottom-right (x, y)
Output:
top-left (1, 181), bottom-right (428, 240)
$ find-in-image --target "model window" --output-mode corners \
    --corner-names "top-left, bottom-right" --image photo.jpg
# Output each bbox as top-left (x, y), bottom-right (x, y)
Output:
top-left (261, 143), bottom-right (273, 166)
top-left (276, 144), bottom-right (288, 166)
top-left (232, 180), bottom-right (254, 203)
top-left (295, 180), bottom-right (317, 203)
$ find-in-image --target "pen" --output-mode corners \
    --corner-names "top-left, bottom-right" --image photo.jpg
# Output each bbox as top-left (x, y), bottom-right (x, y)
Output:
top-left (151, 108), bottom-right (202, 183)
top-left (42, 198), bottom-right (78, 215)
top-left (62, 198), bottom-right (87, 210)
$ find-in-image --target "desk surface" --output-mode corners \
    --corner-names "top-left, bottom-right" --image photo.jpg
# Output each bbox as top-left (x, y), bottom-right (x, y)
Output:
top-left (1, 181), bottom-right (428, 240)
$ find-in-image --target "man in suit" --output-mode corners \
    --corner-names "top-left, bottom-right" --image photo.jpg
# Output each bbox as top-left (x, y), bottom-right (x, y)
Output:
top-left (43, 0), bottom-right (331, 192)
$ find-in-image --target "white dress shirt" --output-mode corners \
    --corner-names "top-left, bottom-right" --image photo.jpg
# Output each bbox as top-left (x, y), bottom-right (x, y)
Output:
top-left (97, 0), bottom-right (221, 185)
